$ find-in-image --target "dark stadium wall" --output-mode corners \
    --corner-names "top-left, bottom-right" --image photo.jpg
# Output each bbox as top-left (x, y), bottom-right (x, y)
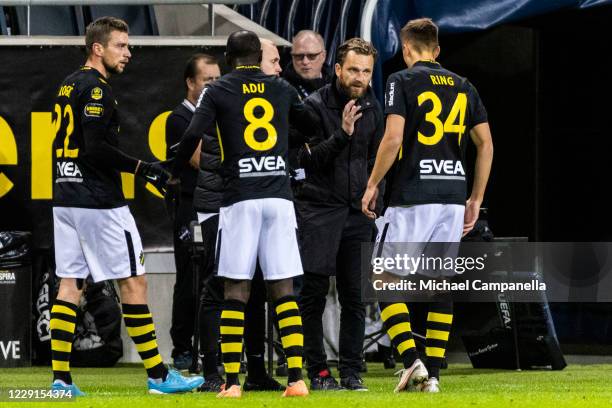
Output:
top-left (382, 6), bottom-right (612, 349)
top-left (382, 25), bottom-right (538, 240)
top-left (0, 45), bottom-right (228, 249)
top-left (381, 5), bottom-right (612, 244)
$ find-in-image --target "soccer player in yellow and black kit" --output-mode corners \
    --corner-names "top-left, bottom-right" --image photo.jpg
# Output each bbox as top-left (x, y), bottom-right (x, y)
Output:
top-left (362, 18), bottom-right (493, 393)
top-left (170, 30), bottom-right (311, 398)
top-left (50, 16), bottom-right (202, 395)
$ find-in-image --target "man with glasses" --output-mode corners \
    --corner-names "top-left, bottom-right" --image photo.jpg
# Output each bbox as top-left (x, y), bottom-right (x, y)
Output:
top-left (283, 30), bottom-right (331, 100)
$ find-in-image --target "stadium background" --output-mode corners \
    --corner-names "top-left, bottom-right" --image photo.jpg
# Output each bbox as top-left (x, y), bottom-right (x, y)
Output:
top-left (1, 0), bottom-right (612, 365)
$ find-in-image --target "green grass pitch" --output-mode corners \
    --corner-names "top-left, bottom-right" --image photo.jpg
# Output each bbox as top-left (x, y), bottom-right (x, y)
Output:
top-left (1, 364), bottom-right (611, 407)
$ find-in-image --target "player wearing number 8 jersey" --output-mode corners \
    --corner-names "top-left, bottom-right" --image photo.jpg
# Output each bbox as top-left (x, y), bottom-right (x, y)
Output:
top-left (361, 18), bottom-right (493, 393)
top-left (170, 30), bottom-right (311, 398)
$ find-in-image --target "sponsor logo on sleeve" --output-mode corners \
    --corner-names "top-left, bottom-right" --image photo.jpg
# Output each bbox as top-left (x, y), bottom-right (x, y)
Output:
top-left (84, 103), bottom-right (104, 117)
top-left (386, 82), bottom-right (395, 107)
top-left (91, 87), bottom-right (103, 100)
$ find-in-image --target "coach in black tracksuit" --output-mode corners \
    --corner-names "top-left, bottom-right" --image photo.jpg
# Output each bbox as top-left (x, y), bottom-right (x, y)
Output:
top-left (295, 39), bottom-right (383, 391)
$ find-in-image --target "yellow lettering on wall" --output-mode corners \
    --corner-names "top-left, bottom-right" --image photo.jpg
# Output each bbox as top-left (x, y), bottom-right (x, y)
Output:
top-left (0, 116), bottom-right (18, 198)
top-left (31, 112), bottom-right (56, 199)
top-left (121, 172), bottom-right (135, 199)
top-left (146, 111), bottom-right (171, 197)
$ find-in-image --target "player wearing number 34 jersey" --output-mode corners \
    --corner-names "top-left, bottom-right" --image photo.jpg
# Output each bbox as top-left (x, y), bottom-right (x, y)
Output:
top-left (362, 18), bottom-right (493, 394)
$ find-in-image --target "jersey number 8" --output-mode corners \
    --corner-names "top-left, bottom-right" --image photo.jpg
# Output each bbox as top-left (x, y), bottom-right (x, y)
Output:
top-left (417, 91), bottom-right (467, 146)
top-left (243, 97), bottom-right (277, 151)
top-left (53, 103), bottom-right (79, 158)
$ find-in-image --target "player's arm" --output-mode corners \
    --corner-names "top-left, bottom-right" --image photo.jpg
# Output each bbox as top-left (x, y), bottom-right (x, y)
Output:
top-left (463, 82), bottom-right (494, 236)
top-left (79, 85), bottom-right (139, 173)
top-left (296, 100), bottom-right (354, 171)
top-left (287, 84), bottom-right (350, 169)
top-left (166, 113), bottom-right (200, 169)
top-left (79, 85), bottom-right (169, 191)
top-left (464, 122), bottom-right (493, 235)
top-left (368, 107), bottom-right (386, 214)
top-left (191, 141), bottom-right (202, 169)
top-left (362, 114), bottom-right (404, 219)
top-left (170, 87), bottom-right (216, 179)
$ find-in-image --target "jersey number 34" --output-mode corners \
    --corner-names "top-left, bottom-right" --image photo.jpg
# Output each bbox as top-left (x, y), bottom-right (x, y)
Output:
top-left (417, 91), bottom-right (467, 146)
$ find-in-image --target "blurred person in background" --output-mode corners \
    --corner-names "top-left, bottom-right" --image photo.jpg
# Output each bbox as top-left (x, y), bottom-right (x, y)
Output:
top-left (165, 53), bottom-right (220, 370)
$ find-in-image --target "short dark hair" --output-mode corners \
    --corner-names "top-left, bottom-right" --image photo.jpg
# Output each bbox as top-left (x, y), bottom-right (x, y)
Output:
top-left (184, 54), bottom-right (218, 81)
top-left (225, 30), bottom-right (261, 67)
top-left (400, 18), bottom-right (439, 53)
top-left (335, 38), bottom-right (377, 66)
top-left (85, 16), bottom-right (129, 56)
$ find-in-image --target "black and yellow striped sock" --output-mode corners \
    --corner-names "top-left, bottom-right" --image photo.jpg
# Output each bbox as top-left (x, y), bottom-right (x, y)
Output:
top-left (274, 296), bottom-right (303, 384)
top-left (220, 299), bottom-right (245, 387)
top-left (379, 302), bottom-right (418, 369)
top-left (50, 299), bottom-right (78, 384)
top-left (425, 302), bottom-right (453, 379)
top-left (122, 304), bottom-right (168, 380)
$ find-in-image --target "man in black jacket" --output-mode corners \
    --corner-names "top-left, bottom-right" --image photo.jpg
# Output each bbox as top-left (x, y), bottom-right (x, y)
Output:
top-left (283, 30), bottom-right (331, 100)
top-left (165, 54), bottom-right (220, 370)
top-left (295, 38), bottom-right (383, 391)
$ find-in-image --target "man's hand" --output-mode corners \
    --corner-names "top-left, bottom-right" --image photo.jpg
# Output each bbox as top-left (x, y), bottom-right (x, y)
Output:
top-left (463, 197), bottom-right (482, 237)
top-left (164, 177), bottom-right (181, 220)
top-left (342, 99), bottom-right (362, 136)
top-left (189, 141), bottom-right (202, 169)
top-left (136, 161), bottom-right (170, 194)
top-left (361, 184), bottom-right (379, 219)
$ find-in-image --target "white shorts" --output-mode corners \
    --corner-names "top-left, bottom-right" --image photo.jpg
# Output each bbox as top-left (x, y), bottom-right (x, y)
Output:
top-left (216, 198), bottom-right (303, 281)
top-left (374, 204), bottom-right (464, 277)
top-left (53, 206), bottom-right (145, 283)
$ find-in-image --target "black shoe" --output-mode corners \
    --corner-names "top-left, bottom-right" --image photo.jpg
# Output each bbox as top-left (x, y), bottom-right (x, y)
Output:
top-left (384, 356), bottom-right (397, 369)
top-left (172, 351), bottom-right (193, 371)
top-left (341, 374), bottom-right (368, 391)
top-left (198, 374), bottom-right (225, 392)
top-left (243, 374), bottom-right (286, 391)
top-left (310, 374), bottom-right (344, 391)
top-left (275, 362), bottom-right (288, 377)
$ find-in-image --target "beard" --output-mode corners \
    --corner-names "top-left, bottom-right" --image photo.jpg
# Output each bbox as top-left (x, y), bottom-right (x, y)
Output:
top-left (342, 80), bottom-right (367, 99)
top-left (103, 58), bottom-right (125, 75)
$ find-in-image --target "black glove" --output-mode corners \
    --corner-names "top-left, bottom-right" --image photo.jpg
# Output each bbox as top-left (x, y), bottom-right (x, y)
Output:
top-left (136, 161), bottom-right (170, 195)
top-left (164, 178), bottom-right (181, 220)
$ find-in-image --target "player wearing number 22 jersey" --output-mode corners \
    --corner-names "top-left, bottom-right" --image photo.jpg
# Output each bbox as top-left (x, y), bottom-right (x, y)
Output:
top-left (53, 66), bottom-right (128, 208)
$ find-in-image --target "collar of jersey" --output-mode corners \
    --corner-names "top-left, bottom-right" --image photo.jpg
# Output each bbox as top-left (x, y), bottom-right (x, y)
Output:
top-left (80, 65), bottom-right (105, 79)
top-left (415, 60), bottom-right (441, 68)
top-left (235, 65), bottom-right (261, 71)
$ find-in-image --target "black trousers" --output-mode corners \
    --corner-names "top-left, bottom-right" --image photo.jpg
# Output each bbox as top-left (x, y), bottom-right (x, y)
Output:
top-left (198, 215), bottom-right (267, 366)
top-left (298, 209), bottom-right (372, 378)
top-left (169, 194), bottom-right (199, 357)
